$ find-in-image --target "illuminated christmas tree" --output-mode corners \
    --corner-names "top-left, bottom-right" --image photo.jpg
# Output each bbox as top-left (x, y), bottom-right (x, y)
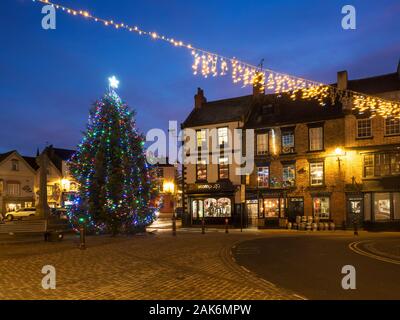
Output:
top-left (68, 77), bottom-right (159, 235)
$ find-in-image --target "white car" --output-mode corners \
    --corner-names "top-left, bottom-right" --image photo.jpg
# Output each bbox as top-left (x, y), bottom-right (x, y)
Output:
top-left (6, 208), bottom-right (37, 221)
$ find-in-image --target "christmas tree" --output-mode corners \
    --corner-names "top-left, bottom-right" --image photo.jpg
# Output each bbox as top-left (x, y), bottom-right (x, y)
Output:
top-left (68, 77), bottom-right (159, 235)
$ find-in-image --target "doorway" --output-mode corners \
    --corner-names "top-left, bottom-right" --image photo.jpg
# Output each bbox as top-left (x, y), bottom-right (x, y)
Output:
top-left (287, 197), bottom-right (304, 222)
top-left (347, 197), bottom-right (363, 227)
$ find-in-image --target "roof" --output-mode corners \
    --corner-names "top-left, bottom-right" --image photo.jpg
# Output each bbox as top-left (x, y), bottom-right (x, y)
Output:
top-left (244, 93), bottom-right (344, 129)
top-left (22, 156), bottom-right (39, 171)
top-left (0, 151), bottom-right (15, 164)
top-left (345, 73), bottom-right (400, 95)
top-left (182, 95), bottom-right (253, 128)
top-left (44, 146), bottom-right (76, 172)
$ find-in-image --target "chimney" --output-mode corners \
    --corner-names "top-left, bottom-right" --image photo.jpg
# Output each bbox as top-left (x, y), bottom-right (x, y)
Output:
top-left (337, 70), bottom-right (348, 91)
top-left (253, 72), bottom-right (265, 96)
top-left (194, 87), bottom-right (206, 109)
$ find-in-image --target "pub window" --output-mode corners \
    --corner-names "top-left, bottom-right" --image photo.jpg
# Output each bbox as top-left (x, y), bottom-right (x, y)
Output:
top-left (363, 154), bottom-right (374, 177)
top-left (218, 157), bottom-right (229, 180)
top-left (11, 160), bottom-right (19, 171)
top-left (357, 118), bottom-right (372, 138)
top-left (308, 127), bottom-right (323, 151)
top-left (385, 118), bottom-right (400, 136)
top-left (282, 164), bottom-right (296, 187)
top-left (256, 133), bottom-right (268, 155)
top-left (281, 130), bottom-right (295, 153)
top-left (196, 129), bottom-right (207, 149)
top-left (7, 183), bottom-right (20, 196)
top-left (263, 199), bottom-right (280, 218)
top-left (196, 159), bottom-right (207, 181)
top-left (217, 127), bottom-right (228, 146)
top-left (374, 193), bottom-right (391, 221)
top-left (313, 197), bottom-right (330, 219)
top-left (310, 161), bottom-right (324, 186)
top-left (257, 167), bottom-right (269, 188)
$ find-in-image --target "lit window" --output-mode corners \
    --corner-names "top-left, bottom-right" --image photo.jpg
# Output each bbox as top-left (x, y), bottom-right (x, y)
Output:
top-left (256, 133), bottom-right (268, 155)
top-left (363, 154), bottom-right (374, 177)
top-left (357, 119), bottom-right (372, 138)
top-left (283, 164), bottom-right (296, 187)
top-left (313, 197), bottom-right (330, 219)
top-left (309, 127), bottom-right (323, 151)
top-left (365, 152), bottom-right (400, 177)
top-left (281, 131), bottom-right (295, 153)
top-left (11, 160), bottom-right (19, 171)
top-left (217, 127), bottom-right (228, 146)
top-left (385, 118), bottom-right (400, 136)
top-left (196, 159), bottom-right (207, 181)
top-left (47, 185), bottom-right (54, 196)
top-left (7, 183), bottom-right (20, 196)
top-left (218, 157), bottom-right (229, 180)
top-left (196, 130), bottom-right (207, 148)
top-left (257, 167), bottom-right (269, 188)
top-left (310, 162), bottom-right (324, 186)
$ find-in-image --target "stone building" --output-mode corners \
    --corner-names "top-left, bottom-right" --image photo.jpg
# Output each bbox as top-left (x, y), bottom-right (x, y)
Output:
top-left (181, 62), bottom-right (400, 230)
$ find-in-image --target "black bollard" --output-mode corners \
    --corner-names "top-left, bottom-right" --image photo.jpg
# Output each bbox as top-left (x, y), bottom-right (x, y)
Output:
top-left (225, 218), bottom-right (229, 234)
top-left (172, 214), bottom-right (177, 236)
top-left (79, 225), bottom-right (86, 250)
top-left (201, 218), bottom-right (205, 234)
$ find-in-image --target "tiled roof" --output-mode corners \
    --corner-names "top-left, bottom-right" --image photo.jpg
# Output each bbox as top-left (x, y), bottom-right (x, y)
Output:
top-left (0, 151), bottom-right (15, 164)
top-left (182, 95), bottom-right (253, 128)
top-left (345, 73), bottom-right (400, 94)
top-left (22, 156), bottom-right (39, 171)
top-left (44, 146), bottom-right (76, 173)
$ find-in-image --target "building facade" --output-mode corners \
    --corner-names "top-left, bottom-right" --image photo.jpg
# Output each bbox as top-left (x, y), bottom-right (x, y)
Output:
top-left (182, 62), bottom-right (400, 230)
top-left (0, 146), bottom-right (77, 216)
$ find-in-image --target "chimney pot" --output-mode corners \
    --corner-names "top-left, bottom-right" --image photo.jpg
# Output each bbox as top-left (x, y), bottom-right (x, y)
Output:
top-left (194, 87), bottom-right (206, 109)
top-left (337, 70), bottom-right (348, 91)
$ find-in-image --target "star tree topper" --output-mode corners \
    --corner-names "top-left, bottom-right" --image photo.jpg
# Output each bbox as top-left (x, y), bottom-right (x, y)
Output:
top-left (108, 75), bottom-right (119, 90)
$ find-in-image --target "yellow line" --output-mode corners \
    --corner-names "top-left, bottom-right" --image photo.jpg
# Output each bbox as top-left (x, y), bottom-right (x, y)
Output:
top-left (348, 241), bottom-right (400, 265)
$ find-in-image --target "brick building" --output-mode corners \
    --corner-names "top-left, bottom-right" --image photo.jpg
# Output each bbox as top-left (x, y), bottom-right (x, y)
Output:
top-left (181, 62), bottom-right (400, 230)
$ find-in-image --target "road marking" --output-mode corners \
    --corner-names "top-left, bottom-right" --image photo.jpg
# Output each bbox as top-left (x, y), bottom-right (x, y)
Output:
top-left (349, 241), bottom-right (400, 265)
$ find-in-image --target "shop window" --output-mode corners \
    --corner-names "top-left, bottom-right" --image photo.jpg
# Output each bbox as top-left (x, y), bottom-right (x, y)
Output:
top-left (196, 129), bottom-right (207, 149)
top-left (282, 164), bottom-right (296, 187)
top-left (256, 133), bottom-right (268, 155)
top-left (257, 167), bottom-right (269, 188)
top-left (191, 200), bottom-right (204, 219)
top-left (385, 118), bottom-right (400, 136)
top-left (24, 202), bottom-right (33, 208)
top-left (217, 127), bottom-right (228, 146)
top-left (218, 157), bottom-right (229, 180)
top-left (7, 183), bottom-right (20, 196)
top-left (281, 131), bottom-right (295, 153)
top-left (196, 159), bottom-right (207, 181)
top-left (204, 198), bottom-right (230, 217)
top-left (374, 193), bottom-right (391, 221)
top-left (263, 198), bottom-right (280, 218)
top-left (47, 185), bottom-right (55, 197)
top-left (310, 162), bottom-right (324, 186)
top-left (309, 126), bottom-right (323, 151)
top-left (357, 119), bottom-right (372, 138)
top-left (6, 203), bottom-right (21, 212)
top-left (313, 197), bottom-right (330, 219)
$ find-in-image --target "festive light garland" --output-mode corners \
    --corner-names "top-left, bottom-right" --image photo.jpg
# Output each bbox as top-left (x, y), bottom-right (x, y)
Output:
top-left (33, 0), bottom-right (400, 118)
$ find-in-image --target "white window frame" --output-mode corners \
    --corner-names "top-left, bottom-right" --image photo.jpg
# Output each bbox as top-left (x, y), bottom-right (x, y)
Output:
top-left (309, 127), bottom-right (323, 151)
top-left (217, 127), bottom-right (228, 146)
top-left (257, 167), bottom-right (269, 188)
top-left (357, 118), bottom-right (372, 138)
top-left (310, 162), bottom-right (324, 186)
top-left (256, 133), bottom-right (268, 155)
top-left (385, 118), bottom-right (400, 136)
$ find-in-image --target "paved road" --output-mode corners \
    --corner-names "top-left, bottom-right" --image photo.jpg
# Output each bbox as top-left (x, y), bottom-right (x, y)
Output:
top-left (0, 231), bottom-right (298, 300)
top-left (232, 233), bottom-right (400, 299)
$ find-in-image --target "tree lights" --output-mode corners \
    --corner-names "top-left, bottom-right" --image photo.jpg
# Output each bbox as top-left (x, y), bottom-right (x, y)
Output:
top-left (32, 0), bottom-right (400, 118)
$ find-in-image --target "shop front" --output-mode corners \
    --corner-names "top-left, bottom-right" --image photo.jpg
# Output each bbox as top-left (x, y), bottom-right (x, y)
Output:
top-left (186, 181), bottom-right (237, 225)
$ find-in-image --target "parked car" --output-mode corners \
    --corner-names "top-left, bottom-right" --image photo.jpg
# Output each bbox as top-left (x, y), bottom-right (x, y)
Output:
top-left (6, 208), bottom-right (37, 221)
top-left (50, 208), bottom-right (69, 220)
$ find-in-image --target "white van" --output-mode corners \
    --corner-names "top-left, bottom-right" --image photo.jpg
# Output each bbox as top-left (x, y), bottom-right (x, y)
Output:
top-left (6, 208), bottom-right (37, 221)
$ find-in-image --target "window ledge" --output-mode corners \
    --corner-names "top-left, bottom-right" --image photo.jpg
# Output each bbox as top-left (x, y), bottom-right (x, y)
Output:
top-left (307, 149), bottom-right (325, 153)
top-left (384, 134), bottom-right (400, 137)
top-left (355, 136), bottom-right (373, 140)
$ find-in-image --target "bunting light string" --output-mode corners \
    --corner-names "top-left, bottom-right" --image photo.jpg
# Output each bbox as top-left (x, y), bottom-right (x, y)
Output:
top-left (33, 0), bottom-right (400, 118)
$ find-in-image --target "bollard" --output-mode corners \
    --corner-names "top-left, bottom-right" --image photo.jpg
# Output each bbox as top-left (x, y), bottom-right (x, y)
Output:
top-left (172, 214), bottom-right (177, 236)
top-left (225, 218), bottom-right (229, 234)
top-left (201, 218), bottom-right (205, 234)
top-left (79, 225), bottom-right (86, 250)
top-left (353, 222), bottom-right (359, 236)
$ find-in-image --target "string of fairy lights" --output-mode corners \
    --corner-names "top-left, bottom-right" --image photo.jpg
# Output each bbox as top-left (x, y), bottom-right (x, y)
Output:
top-left (33, 0), bottom-right (400, 118)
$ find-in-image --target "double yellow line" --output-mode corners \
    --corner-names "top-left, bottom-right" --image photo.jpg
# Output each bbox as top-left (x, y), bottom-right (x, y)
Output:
top-left (348, 240), bottom-right (400, 265)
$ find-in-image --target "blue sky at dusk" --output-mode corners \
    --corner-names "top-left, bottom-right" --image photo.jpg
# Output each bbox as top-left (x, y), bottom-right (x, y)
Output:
top-left (1, 0), bottom-right (399, 155)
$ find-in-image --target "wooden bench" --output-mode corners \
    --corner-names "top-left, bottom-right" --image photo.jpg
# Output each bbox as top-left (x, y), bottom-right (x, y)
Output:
top-left (0, 218), bottom-right (70, 241)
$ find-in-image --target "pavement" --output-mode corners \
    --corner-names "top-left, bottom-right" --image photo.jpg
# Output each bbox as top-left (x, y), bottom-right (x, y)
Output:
top-left (232, 231), bottom-right (400, 299)
top-left (0, 229), bottom-right (299, 300)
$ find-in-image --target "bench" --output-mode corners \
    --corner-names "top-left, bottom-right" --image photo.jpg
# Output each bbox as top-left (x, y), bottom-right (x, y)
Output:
top-left (0, 218), bottom-right (70, 241)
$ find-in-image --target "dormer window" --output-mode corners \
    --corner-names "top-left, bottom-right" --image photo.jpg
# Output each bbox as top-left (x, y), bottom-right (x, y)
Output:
top-left (11, 160), bottom-right (19, 171)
